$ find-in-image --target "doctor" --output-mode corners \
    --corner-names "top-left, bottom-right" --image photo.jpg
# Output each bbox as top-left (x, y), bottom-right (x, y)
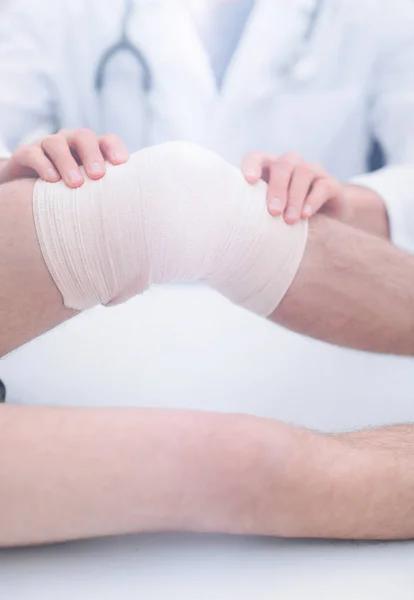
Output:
top-left (1, 0), bottom-right (414, 175)
top-left (1, 0), bottom-right (414, 244)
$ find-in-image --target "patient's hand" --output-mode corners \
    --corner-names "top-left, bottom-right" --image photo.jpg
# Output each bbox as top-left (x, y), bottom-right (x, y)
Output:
top-left (242, 151), bottom-right (347, 224)
top-left (0, 129), bottom-right (129, 188)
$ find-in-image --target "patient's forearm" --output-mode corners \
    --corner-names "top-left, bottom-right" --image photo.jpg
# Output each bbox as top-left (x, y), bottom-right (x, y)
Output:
top-left (0, 406), bottom-right (253, 547)
top-left (336, 424), bottom-right (414, 453)
top-left (0, 406), bottom-right (340, 547)
top-left (2, 405), bottom-right (414, 547)
top-left (279, 423), bottom-right (414, 540)
top-left (273, 215), bottom-right (414, 354)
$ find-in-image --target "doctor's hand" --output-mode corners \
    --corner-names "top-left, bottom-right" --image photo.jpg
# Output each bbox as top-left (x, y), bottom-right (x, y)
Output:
top-left (242, 151), bottom-right (347, 224)
top-left (0, 129), bottom-right (129, 188)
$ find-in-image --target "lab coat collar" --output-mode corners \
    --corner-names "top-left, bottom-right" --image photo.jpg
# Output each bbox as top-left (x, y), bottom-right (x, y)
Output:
top-left (131, 0), bottom-right (320, 101)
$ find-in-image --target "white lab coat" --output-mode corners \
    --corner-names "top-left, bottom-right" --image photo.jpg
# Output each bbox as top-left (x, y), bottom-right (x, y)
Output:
top-left (353, 166), bottom-right (414, 253)
top-left (1, 0), bottom-right (414, 170)
top-left (1, 0), bottom-right (414, 419)
top-left (0, 0), bottom-right (414, 248)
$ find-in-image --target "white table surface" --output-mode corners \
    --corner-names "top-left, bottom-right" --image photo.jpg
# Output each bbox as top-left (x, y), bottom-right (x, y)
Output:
top-left (1, 285), bottom-right (414, 599)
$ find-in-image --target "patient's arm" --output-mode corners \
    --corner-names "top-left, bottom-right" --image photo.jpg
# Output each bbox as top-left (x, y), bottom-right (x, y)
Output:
top-left (2, 402), bottom-right (414, 547)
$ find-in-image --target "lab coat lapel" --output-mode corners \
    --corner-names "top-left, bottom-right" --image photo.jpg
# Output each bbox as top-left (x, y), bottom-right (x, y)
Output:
top-left (134, 0), bottom-right (312, 105)
top-left (222, 0), bottom-right (315, 101)
top-left (135, 0), bottom-right (218, 99)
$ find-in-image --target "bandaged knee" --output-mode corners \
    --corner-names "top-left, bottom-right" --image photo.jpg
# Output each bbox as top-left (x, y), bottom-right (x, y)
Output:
top-left (33, 142), bottom-right (307, 317)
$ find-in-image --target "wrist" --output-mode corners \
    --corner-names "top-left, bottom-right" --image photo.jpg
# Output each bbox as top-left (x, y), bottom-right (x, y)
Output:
top-left (134, 410), bottom-right (274, 534)
top-left (173, 412), bottom-right (300, 536)
top-left (341, 184), bottom-right (390, 238)
top-left (208, 415), bottom-right (350, 538)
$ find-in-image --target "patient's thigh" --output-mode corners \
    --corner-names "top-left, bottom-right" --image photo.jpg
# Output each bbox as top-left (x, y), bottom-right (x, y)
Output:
top-left (0, 179), bottom-right (75, 357)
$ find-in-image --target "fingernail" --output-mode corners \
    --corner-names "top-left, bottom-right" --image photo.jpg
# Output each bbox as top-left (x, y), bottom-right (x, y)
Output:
top-left (269, 198), bottom-right (283, 213)
top-left (47, 168), bottom-right (59, 180)
top-left (68, 170), bottom-right (82, 183)
top-left (89, 162), bottom-right (104, 174)
top-left (113, 151), bottom-right (128, 162)
top-left (302, 204), bottom-right (313, 218)
top-left (285, 206), bottom-right (299, 221)
top-left (245, 170), bottom-right (259, 180)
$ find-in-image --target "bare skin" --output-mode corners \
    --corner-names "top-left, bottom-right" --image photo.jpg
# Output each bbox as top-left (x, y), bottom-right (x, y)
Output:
top-left (0, 130), bottom-right (129, 188)
top-left (273, 214), bottom-right (414, 354)
top-left (1, 134), bottom-right (391, 238)
top-left (0, 179), bottom-right (76, 355)
top-left (2, 404), bottom-right (414, 548)
top-left (1, 176), bottom-right (414, 547)
top-left (1, 178), bottom-right (413, 358)
top-left (242, 151), bottom-right (391, 238)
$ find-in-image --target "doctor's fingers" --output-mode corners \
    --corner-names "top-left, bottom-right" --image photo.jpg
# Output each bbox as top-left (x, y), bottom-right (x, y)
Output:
top-left (265, 153), bottom-right (304, 216)
top-left (99, 134), bottom-right (129, 165)
top-left (41, 134), bottom-right (85, 188)
top-left (303, 177), bottom-right (343, 218)
top-left (6, 145), bottom-right (60, 183)
top-left (283, 164), bottom-right (316, 224)
top-left (59, 128), bottom-right (108, 181)
top-left (241, 151), bottom-right (280, 183)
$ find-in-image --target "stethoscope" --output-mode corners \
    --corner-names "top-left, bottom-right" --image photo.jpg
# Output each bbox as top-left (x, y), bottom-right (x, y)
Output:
top-left (0, 378), bottom-right (6, 403)
top-left (94, 0), bottom-right (153, 144)
top-left (94, 0), bottom-right (324, 98)
top-left (94, 0), bottom-right (152, 95)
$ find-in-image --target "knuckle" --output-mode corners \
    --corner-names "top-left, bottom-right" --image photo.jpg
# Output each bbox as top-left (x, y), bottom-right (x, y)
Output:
top-left (14, 145), bottom-right (31, 159)
top-left (296, 164), bottom-right (314, 179)
top-left (309, 161), bottom-right (324, 172)
top-left (276, 158), bottom-right (295, 176)
top-left (269, 156), bottom-right (281, 169)
top-left (249, 150), bottom-right (276, 165)
top-left (73, 127), bottom-right (94, 143)
top-left (330, 178), bottom-right (341, 193)
top-left (101, 132), bottom-right (118, 144)
top-left (316, 178), bottom-right (333, 194)
top-left (249, 150), bottom-right (264, 161)
top-left (41, 134), bottom-right (60, 148)
top-left (282, 151), bottom-right (303, 164)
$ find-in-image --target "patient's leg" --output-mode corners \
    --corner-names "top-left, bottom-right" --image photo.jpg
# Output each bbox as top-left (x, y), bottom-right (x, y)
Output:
top-left (273, 213), bottom-right (414, 355)
top-left (0, 179), bottom-right (76, 356)
top-left (1, 141), bottom-right (414, 357)
top-left (2, 141), bottom-right (308, 356)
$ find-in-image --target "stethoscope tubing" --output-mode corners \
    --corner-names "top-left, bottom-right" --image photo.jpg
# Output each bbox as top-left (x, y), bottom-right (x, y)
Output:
top-left (94, 0), bottom-right (324, 96)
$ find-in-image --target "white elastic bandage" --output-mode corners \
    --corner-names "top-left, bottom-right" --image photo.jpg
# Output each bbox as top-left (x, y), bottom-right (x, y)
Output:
top-left (33, 142), bottom-right (308, 316)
